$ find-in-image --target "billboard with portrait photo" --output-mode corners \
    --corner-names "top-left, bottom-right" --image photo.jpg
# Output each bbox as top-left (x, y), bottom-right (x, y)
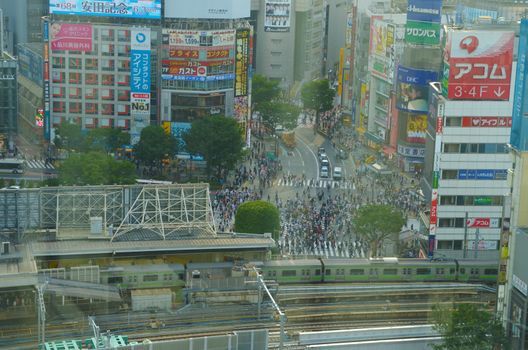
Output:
top-left (406, 114), bottom-right (428, 143)
top-left (396, 66), bottom-right (438, 113)
top-left (50, 23), bottom-right (92, 51)
top-left (264, 0), bottom-right (291, 32)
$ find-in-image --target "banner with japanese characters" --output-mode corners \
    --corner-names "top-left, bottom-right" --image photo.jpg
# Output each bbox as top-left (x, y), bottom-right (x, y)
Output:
top-left (130, 28), bottom-right (151, 116)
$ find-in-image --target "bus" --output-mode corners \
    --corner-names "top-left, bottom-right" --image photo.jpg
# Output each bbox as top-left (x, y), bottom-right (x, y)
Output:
top-left (0, 159), bottom-right (25, 174)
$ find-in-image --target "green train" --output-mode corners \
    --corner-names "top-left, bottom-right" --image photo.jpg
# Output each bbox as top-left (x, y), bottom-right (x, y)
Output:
top-left (99, 258), bottom-right (498, 290)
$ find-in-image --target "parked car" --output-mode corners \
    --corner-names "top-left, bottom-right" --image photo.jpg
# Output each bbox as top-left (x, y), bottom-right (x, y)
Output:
top-left (320, 166), bottom-right (330, 178)
top-left (333, 167), bottom-right (342, 180)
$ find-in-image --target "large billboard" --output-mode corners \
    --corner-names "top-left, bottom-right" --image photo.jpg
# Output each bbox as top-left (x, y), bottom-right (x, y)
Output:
top-left (264, 0), bottom-right (291, 33)
top-left (164, 0), bottom-right (250, 19)
top-left (368, 19), bottom-right (395, 82)
top-left (396, 66), bottom-right (438, 113)
top-left (130, 28), bottom-right (151, 116)
top-left (510, 19), bottom-right (528, 151)
top-left (406, 114), bottom-right (427, 143)
top-left (43, 21), bottom-right (51, 141)
top-left (407, 0), bottom-right (442, 23)
top-left (164, 29), bottom-right (235, 47)
top-left (443, 30), bottom-right (514, 100)
top-left (235, 29), bottom-right (250, 97)
top-left (49, 0), bottom-right (161, 19)
top-left (50, 23), bottom-right (92, 52)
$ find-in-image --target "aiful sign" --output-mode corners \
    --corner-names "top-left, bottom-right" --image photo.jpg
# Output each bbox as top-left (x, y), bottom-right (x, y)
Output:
top-left (0, 74), bottom-right (15, 80)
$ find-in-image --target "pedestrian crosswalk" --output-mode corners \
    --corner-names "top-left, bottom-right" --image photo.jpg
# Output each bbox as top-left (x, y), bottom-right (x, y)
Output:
top-left (25, 160), bottom-right (55, 170)
top-left (281, 238), bottom-right (367, 258)
top-left (276, 178), bottom-right (355, 190)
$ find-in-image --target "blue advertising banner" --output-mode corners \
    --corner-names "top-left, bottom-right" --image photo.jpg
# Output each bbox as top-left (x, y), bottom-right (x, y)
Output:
top-left (18, 45), bottom-right (44, 87)
top-left (457, 169), bottom-right (508, 180)
top-left (510, 19), bottom-right (528, 151)
top-left (396, 66), bottom-right (438, 113)
top-left (130, 28), bottom-right (151, 118)
top-left (407, 0), bottom-right (442, 23)
top-left (49, 0), bottom-right (161, 19)
top-left (161, 73), bottom-right (235, 82)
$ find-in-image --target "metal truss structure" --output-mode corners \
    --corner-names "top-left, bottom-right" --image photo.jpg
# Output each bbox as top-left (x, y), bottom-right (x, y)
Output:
top-left (0, 183), bottom-right (216, 241)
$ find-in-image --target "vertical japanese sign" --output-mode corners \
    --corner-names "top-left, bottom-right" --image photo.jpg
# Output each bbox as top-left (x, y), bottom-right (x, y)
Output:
top-left (510, 19), bottom-right (528, 151)
top-left (130, 28), bottom-right (151, 115)
top-left (43, 20), bottom-right (51, 140)
top-left (429, 95), bottom-right (444, 258)
top-left (235, 29), bottom-right (249, 97)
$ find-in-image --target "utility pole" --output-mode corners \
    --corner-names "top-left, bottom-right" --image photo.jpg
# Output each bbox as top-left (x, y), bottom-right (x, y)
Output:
top-left (37, 284), bottom-right (46, 348)
top-left (474, 228), bottom-right (480, 259)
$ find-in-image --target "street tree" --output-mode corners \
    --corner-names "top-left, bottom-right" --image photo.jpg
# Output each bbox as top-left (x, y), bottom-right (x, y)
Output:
top-left (183, 116), bottom-right (245, 180)
top-left (234, 200), bottom-right (280, 240)
top-left (352, 204), bottom-right (405, 257)
top-left (134, 126), bottom-right (178, 167)
top-left (58, 152), bottom-right (136, 185)
top-left (432, 303), bottom-right (510, 350)
top-left (259, 101), bottom-right (300, 132)
top-left (252, 74), bottom-right (281, 113)
top-left (83, 128), bottom-right (130, 153)
top-left (300, 79), bottom-right (335, 127)
top-left (53, 121), bottom-right (84, 151)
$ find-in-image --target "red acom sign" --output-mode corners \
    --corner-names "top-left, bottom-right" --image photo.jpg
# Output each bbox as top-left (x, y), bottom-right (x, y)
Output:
top-left (445, 31), bottom-right (514, 100)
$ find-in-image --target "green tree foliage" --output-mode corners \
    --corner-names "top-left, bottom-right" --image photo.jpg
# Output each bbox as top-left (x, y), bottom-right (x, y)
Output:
top-left (183, 116), bottom-right (244, 179)
top-left (300, 79), bottom-right (335, 126)
top-left (134, 126), bottom-right (178, 166)
top-left (54, 121), bottom-right (84, 151)
top-left (83, 128), bottom-right (130, 153)
top-left (234, 200), bottom-right (280, 240)
top-left (432, 303), bottom-right (511, 350)
top-left (58, 152), bottom-right (136, 185)
top-left (259, 101), bottom-right (301, 132)
top-left (252, 74), bottom-right (281, 113)
top-left (352, 204), bottom-right (405, 257)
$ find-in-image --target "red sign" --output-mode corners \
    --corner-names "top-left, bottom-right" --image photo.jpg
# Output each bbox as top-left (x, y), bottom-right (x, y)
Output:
top-left (446, 31), bottom-right (514, 100)
top-left (50, 23), bottom-right (93, 52)
top-left (169, 48), bottom-right (200, 58)
top-left (436, 117), bottom-right (443, 134)
top-left (461, 116), bottom-right (512, 127)
top-left (430, 189), bottom-right (438, 225)
top-left (466, 217), bottom-right (499, 228)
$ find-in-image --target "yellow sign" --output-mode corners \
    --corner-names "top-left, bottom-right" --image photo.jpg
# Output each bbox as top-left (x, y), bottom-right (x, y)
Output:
top-left (338, 48), bottom-right (344, 97)
top-left (162, 121), bottom-right (171, 135)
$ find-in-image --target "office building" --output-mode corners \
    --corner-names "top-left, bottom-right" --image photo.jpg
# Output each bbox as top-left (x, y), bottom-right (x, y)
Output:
top-left (0, 50), bottom-right (17, 153)
top-left (0, 0), bottom-right (48, 53)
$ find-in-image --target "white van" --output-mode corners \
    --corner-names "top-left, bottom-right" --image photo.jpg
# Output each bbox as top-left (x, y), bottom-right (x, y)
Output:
top-left (333, 167), bottom-right (342, 180)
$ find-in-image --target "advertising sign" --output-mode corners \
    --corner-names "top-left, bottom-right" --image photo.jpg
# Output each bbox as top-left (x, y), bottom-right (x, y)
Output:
top-left (397, 144), bottom-right (426, 157)
top-left (445, 30), bottom-right (514, 100)
top-left (369, 20), bottom-right (395, 82)
top-left (161, 74), bottom-right (235, 82)
top-left (50, 23), bottom-right (92, 52)
top-left (35, 109), bottom-right (44, 127)
top-left (264, 0), bottom-right (291, 32)
top-left (396, 66), bottom-right (438, 113)
top-left (164, 29), bottom-right (235, 47)
top-left (406, 114), bottom-right (427, 143)
top-left (164, 0), bottom-right (250, 19)
top-left (43, 20), bottom-right (51, 141)
top-left (235, 29), bottom-right (250, 97)
top-left (466, 217), bottom-right (500, 228)
top-left (405, 20), bottom-right (440, 45)
top-left (468, 240), bottom-right (498, 250)
top-left (49, 0), bottom-right (161, 19)
top-left (429, 96), bottom-right (444, 258)
top-left (407, 0), bottom-right (442, 23)
top-left (461, 116), bottom-right (512, 128)
top-left (234, 96), bottom-right (249, 122)
top-left (130, 28), bottom-right (151, 115)
top-left (510, 19), bottom-right (528, 151)
top-left (457, 169), bottom-right (507, 180)
top-left (17, 44), bottom-right (43, 86)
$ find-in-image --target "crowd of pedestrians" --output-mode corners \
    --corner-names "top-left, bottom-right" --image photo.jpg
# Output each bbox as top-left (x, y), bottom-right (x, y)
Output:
top-left (212, 187), bottom-right (259, 232)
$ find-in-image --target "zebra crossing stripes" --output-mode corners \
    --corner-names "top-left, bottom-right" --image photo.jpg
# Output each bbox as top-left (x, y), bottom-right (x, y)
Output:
top-left (25, 160), bottom-right (55, 170)
top-left (276, 178), bottom-right (355, 190)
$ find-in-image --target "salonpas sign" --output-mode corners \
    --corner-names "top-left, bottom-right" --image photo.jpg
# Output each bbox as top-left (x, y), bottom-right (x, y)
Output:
top-left (405, 20), bottom-right (440, 45)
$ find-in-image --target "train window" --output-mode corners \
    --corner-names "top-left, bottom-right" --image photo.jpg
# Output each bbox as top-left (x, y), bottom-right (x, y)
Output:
top-left (416, 268), bottom-right (431, 275)
top-left (337, 269), bottom-right (345, 275)
top-left (178, 273), bottom-right (184, 280)
top-left (450, 268), bottom-right (455, 275)
top-left (460, 268), bottom-right (466, 274)
top-left (383, 269), bottom-right (397, 275)
top-left (306, 270), bottom-right (311, 276)
top-left (108, 276), bottom-right (123, 284)
top-left (402, 268), bottom-right (412, 275)
top-left (128, 276), bottom-right (133, 282)
top-left (470, 268), bottom-right (479, 275)
top-left (143, 274), bottom-right (159, 282)
top-left (282, 270), bottom-right (296, 277)
top-left (325, 269), bottom-right (331, 275)
top-left (484, 268), bottom-right (498, 275)
top-left (369, 269), bottom-right (378, 275)
top-left (315, 269), bottom-right (321, 276)
top-left (436, 268), bottom-right (445, 275)
top-left (349, 269), bottom-right (364, 275)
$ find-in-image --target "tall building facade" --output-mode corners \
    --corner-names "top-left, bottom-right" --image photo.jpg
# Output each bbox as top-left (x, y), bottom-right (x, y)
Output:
top-left (0, 51), bottom-right (17, 153)
top-left (0, 0), bottom-right (48, 53)
top-left (422, 27), bottom-right (516, 260)
top-left (45, 1), bottom-right (162, 143)
top-left (251, 0), bottom-right (325, 89)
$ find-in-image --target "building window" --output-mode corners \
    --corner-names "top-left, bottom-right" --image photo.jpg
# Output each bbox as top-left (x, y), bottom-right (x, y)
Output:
top-left (441, 170), bottom-right (458, 179)
top-left (69, 87), bottom-right (81, 99)
top-left (85, 88), bottom-right (98, 100)
top-left (445, 117), bottom-right (462, 126)
top-left (85, 73), bottom-right (98, 85)
top-left (85, 103), bottom-right (98, 114)
top-left (85, 58), bottom-right (98, 70)
top-left (52, 57), bottom-right (65, 69)
top-left (102, 104), bottom-right (114, 115)
top-left (69, 102), bottom-right (81, 113)
top-left (143, 274), bottom-right (158, 282)
top-left (69, 72), bottom-right (81, 84)
top-left (118, 90), bottom-right (130, 101)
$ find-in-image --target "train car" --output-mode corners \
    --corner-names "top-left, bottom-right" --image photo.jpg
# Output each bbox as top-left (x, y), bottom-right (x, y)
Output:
top-left (100, 264), bottom-right (185, 289)
top-left (457, 260), bottom-right (498, 283)
top-left (261, 259), bottom-right (322, 284)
